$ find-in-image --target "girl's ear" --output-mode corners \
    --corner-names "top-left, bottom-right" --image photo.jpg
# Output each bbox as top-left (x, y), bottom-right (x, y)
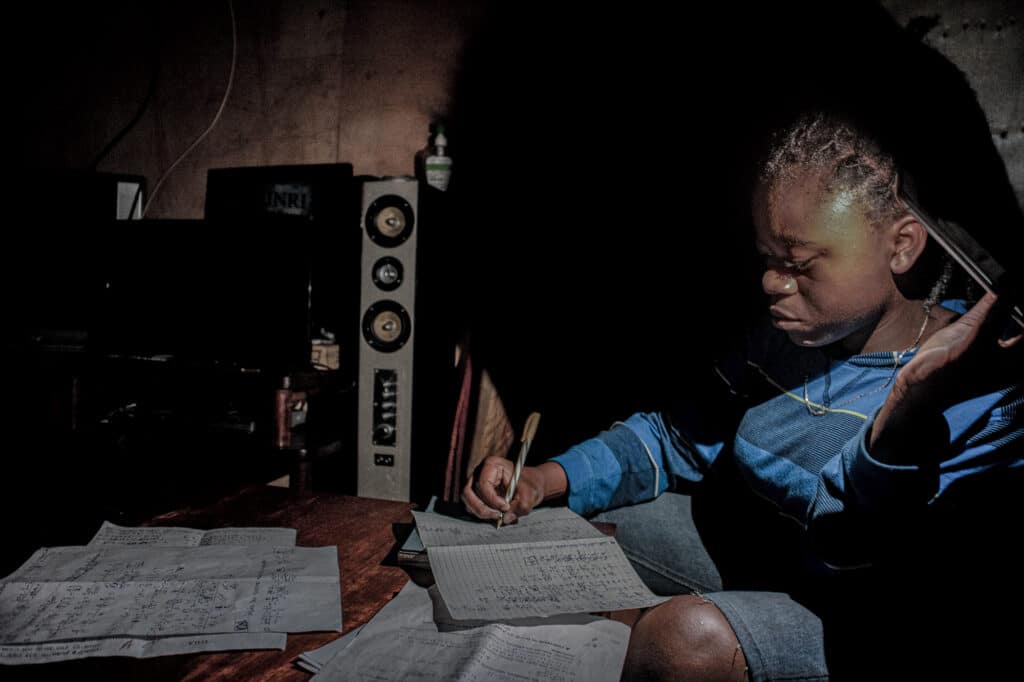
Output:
top-left (889, 215), bottom-right (928, 275)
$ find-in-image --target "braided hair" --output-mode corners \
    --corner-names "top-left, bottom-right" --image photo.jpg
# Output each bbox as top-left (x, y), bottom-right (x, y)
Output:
top-left (759, 112), bottom-right (906, 229)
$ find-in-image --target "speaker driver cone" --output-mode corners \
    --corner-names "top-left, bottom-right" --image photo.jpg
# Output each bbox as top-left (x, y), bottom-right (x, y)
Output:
top-left (362, 300), bottom-right (411, 352)
top-left (372, 256), bottom-right (404, 291)
top-left (365, 195), bottom-right (415, 247)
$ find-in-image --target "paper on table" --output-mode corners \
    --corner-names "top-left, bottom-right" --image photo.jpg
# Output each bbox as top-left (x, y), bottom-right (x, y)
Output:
top-left (88, 521), bottom-right (297, 547)
top-left (299, 626), bottom-right (363, 673)
top-left (313, 613), bottom-right (631, 682)
top-left (0, 544), bottom-right (342, 644)
top-left (301, 581), bottom-right (432, 672)
top-left (410, 506), bottom-right (605, 548)
top-left (0, 523), bottom-right (305, 664)
top-left (0, 632), bottom-right (286, 665)
top-left (301, 577), bottom-right (630, 675)
top-left (429, 536), bottom-right (667, 620)
top-left (9, 522), bottom-right (301, 664)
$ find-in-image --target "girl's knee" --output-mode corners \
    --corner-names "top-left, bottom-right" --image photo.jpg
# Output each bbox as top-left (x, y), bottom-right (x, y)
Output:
top-left (622, 594), bottom-right (747, 681)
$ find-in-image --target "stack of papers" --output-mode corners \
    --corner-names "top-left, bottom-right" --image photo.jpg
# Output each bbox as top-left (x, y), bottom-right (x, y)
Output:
top-left (0, 522), bottom-right (342, 665)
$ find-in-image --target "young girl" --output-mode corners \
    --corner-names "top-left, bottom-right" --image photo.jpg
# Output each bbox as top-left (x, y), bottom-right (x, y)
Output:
top-left (463, 112), bottom-right (1023, 680)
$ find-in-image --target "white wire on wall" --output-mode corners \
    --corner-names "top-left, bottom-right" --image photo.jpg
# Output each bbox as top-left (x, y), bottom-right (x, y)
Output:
top-left (143, 0), bottom-right (237, 217)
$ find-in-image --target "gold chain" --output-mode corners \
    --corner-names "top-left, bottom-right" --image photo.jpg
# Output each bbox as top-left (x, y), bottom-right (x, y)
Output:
top-left (801, 309), bottom-right (929, 416)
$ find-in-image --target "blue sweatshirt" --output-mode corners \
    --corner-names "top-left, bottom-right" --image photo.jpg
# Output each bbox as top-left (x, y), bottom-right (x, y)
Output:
top-left (552, 307), bottom-right (1023, 568)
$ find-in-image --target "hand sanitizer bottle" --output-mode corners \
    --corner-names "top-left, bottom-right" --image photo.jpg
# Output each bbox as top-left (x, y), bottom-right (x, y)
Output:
top-left (423, 124), bottom-right (452, 191)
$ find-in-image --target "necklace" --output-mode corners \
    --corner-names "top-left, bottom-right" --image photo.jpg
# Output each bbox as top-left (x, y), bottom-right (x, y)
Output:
top-left (802, 310), bottom-right (931, 416)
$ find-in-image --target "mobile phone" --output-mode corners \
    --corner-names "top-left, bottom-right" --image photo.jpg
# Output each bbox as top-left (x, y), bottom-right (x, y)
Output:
top-left (896, 171), bottom-right (1024, 331)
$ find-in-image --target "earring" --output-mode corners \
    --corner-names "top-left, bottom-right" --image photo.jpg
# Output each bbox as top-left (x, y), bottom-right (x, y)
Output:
top-left (924, 258), bottom-right (953, 315)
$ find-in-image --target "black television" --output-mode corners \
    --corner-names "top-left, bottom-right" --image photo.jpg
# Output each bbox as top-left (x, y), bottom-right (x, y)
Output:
top-left (204, 163), bottom-right (362, 375)
top-left (205, 162), bottom-right (355, 223)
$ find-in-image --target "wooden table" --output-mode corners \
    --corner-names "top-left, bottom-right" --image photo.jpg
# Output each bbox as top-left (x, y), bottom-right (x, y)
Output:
top-left (7, 485), bottom-right (417, 681)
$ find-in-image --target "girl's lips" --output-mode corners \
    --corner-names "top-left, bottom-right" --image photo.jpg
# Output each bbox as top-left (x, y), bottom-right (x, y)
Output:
top-left (770, 307), bottom-right (803, 329)
top-left (769, 306), bottom-right (800, 322)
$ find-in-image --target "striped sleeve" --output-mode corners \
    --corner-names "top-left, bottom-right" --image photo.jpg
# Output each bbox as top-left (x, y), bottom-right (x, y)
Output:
top-left (807, 385), bottom-right (1024, 567)
top-left (551, 411), bottom-right (726, 516)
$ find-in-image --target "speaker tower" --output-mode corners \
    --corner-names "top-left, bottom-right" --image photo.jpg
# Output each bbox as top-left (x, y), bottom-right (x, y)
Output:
top-left (357, 178), bottom-right (421, 500)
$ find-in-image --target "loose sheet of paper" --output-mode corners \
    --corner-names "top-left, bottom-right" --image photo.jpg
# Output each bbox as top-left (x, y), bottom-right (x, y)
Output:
top-left (411, 506), bottom-right (605, 548)
top-left (429, 536), bottom-right (667, 620)
top-left (88, 521), bottom-right (297, 548)
top-left (298, 627), bottom-right (362, 673)
top-left (0, 632), bottom-right (286, 665)
top-left (314, 615), bottom-right (630, 681)
top-left (0, 544), bottom-right (342, 646)
top-left (315, 620), bottom-right (630, 682)
top-left (0, 524), bottom-right (304, 664)
top-left (300, 579), bottom-right (609, 675)
top-left (300, 580), bottom-right (432, 673)
top-left (303, 580), bottom-right (629, 682)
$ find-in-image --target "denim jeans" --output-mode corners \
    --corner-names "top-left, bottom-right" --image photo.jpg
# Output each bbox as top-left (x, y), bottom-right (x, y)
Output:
top-left (592, 493), bottom-right (829, 682)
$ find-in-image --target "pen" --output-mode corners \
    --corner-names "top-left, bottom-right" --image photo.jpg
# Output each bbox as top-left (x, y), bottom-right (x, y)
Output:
top-left (497, 412), bottom-right (541, 529)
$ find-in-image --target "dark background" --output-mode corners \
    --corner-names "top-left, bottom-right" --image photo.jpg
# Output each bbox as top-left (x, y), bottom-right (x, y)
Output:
top-left (444, 1), bottom-right (1022, 457)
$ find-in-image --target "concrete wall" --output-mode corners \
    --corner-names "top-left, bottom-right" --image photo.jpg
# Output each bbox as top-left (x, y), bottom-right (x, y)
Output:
top-left (880, 0), bottom-right (1023, 207)
top-left (16, 0), bottom-right (484, 217)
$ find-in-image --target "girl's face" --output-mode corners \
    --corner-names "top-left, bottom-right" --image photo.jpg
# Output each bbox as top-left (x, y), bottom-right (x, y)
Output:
top-left (753, 169), bottom-right (899, 351)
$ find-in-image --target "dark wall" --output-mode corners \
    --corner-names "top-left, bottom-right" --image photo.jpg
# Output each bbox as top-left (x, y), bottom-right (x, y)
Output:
top-left (444, 1), bottom-right (1022, 455)
top-left (12, 0), bottom-right (483, 216)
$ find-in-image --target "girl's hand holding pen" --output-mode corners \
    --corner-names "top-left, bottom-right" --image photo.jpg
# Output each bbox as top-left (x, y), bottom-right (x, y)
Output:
top-left (461, 457), bottom-right (549, 525)
top-left (462, 411), bottom-right (568, 525)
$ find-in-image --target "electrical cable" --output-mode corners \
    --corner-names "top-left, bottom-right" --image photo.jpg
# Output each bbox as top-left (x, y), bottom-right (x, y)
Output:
top-left (143, 0), bottom-right (237, 217)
